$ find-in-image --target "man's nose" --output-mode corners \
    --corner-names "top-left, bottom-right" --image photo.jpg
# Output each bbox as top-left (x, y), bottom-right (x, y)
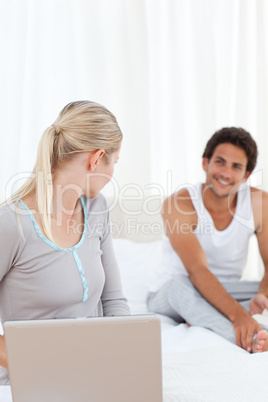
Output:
top-left (219, 165), bottom-right (232, 179)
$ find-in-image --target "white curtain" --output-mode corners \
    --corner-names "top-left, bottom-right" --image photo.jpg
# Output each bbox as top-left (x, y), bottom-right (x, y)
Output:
top-left (0, 0), bottom-right (267, 201)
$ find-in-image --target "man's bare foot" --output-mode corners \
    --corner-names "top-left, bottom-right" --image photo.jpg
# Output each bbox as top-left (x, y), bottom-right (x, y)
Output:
top-left (252, 330), bottom-right (268, 353)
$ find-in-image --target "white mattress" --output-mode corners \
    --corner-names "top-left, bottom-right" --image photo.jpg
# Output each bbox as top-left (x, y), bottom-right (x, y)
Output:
top-left (1, 238), bottom-right (267, 401)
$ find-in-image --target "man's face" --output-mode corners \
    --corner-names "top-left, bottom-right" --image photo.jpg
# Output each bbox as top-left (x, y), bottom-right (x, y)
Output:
top-left (202, 142), bottom-right (251, 198)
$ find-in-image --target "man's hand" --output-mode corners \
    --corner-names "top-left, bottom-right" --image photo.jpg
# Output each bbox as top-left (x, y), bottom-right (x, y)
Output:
top-left (0, 334), bottom-right (8, 370)
top-left (233, 310), bottom-right (262, 352)
top-left (250, 294), bottom-right (268, 315)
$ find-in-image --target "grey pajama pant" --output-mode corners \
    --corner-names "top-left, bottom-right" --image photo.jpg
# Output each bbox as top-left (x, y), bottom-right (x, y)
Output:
top-left (147, 275), bottom-right (260, 344)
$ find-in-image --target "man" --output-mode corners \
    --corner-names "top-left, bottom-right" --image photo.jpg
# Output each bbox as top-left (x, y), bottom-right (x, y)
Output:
top-left (147, 127), bottom-right (268, 353)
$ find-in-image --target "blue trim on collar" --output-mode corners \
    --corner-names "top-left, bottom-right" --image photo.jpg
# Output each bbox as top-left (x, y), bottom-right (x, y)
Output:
top-left (19, 196), bottom-right (88, 252)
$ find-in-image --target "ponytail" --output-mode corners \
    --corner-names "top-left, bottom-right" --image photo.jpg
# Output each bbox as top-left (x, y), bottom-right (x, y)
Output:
top-left (35, 125), bottom-right (55, 240)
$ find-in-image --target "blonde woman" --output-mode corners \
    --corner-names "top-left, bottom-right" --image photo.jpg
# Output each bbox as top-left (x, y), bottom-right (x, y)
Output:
top-left (0, 101), bottom-right (130, 383)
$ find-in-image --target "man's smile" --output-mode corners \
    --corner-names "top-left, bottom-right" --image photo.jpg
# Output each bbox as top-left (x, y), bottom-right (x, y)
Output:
top-left (214, 176), bottom-right (234, 187)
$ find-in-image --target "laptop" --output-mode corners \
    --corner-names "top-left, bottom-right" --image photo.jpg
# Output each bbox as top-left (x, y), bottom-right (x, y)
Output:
top-left (4, 315), bottom-right (163, 402)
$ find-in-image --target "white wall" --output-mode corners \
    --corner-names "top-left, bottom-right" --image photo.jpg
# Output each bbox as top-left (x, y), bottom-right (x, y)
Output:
top-left (1, 0), bottom-right (268, 203)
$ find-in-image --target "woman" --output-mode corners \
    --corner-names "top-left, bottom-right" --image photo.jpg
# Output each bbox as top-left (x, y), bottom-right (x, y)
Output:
top-left (0, 100), bottom-right (130, 383)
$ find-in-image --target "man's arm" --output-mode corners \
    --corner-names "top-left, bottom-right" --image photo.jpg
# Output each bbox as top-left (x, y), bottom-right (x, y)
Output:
top-left (162, 190), bottom-right (262, 352)
top-left (250, 190), bottom-right (268, 314)
top-left (0, 335), bottom-right (7, 369)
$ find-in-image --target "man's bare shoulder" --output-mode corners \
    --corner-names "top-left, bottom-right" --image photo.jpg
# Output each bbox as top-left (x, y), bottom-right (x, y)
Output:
top-left (250, 186), bottom-right (268, 207)
top-left (250, 187), bottom-right (268, 231)
top-left (162, 188), bottom-right (197, 222)
top-left (250, 187), bottom-right (268, 203)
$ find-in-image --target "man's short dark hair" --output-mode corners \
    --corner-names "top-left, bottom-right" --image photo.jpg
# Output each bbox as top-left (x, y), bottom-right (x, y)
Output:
top-left (202, 127), bottom-right (258, 172)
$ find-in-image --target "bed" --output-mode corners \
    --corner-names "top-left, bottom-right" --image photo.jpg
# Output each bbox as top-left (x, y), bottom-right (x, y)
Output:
top-left (113, 238), bottom-right (268, 401)
top-left (1, 199), bottom-right (268, 401)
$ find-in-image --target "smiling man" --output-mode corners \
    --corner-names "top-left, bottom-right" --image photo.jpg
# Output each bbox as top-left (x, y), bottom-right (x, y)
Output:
top-left (147, 127), bottom-right (268, 353)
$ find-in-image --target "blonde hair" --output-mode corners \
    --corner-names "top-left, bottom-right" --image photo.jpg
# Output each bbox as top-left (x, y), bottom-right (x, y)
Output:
top-left (3, 100), bottom-right (122, 241)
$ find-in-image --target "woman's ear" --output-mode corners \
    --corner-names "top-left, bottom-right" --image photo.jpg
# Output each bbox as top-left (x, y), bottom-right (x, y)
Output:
top-left (87, 149), bottom-right (105, 172)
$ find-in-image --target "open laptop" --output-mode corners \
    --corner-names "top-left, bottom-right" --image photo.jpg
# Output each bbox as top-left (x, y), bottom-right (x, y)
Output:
top-left (4, 315), bottom-right (163, 402)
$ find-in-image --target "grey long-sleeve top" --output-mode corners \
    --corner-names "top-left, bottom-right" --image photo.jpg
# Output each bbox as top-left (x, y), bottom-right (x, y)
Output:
top-left (0, 194), bottom-right (130, 324)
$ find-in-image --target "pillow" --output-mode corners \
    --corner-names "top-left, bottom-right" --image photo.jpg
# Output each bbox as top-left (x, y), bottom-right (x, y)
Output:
top-left (112, 238), bottom-right (163, 313)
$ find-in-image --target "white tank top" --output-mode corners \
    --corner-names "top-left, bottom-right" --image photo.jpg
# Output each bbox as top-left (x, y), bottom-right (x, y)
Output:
top-left (151, 183), bottom-right (255, 292)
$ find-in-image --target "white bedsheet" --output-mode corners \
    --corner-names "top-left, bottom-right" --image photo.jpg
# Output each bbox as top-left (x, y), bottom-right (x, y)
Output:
top-left (0, 387), bottom-right (11, 402)
top-left (162, 323), bottom-right (268, 401)
top-left (1, 238), bottom-right (268, 401)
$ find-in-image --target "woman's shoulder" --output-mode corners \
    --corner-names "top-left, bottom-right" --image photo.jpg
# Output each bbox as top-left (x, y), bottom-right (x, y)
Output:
top-left (0, 202), bottom-right (18, 221)
top-left (82, 193), bottom-right (109, 215)
top-left (0, 202), bottom-right (23, 237)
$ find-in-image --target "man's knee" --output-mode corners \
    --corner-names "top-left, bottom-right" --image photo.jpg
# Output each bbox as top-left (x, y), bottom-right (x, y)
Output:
top-left (168, 274), bottom-right (204, 313)
top-left (169, 274), bottom-right (193, 295)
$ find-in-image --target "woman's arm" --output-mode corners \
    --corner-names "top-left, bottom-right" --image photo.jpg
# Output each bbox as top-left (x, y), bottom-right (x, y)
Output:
top-left (99, 202), bottom-right (130, 316)
top-left (0, 208), bottom-right (24, 369)
top-left (100, 230), bottom-right (130, 316)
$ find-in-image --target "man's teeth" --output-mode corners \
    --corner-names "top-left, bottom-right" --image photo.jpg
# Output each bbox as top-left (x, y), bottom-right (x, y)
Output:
top-left (218, 180), bottom-right (229, 185)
